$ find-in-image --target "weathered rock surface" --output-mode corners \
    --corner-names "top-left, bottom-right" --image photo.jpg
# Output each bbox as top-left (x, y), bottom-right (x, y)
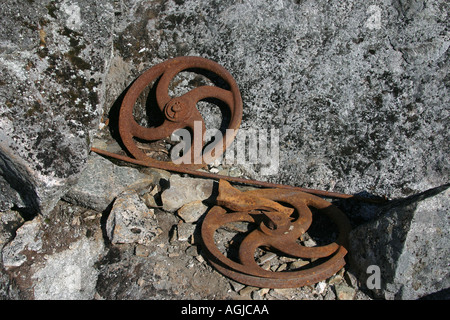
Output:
top-left (335, 282), bottom-right (357, 301)
top-left (160, 175), bottom-right (216, 212)
top-left (177, 200), bottom-right (209, 223)
top-left (1, 201), bottom-right (105, 299)
top-left (63, 153), bottom-right (155, 212)
top-left (106, 191), bottom-right (162, 245)
top-left (2, 217), bottom-right (43, 269)
top-left (31, 236), bottom-right (104, 300)
top-left (105, 0), bottom-right (449, 200)
top-left (0, 0), bottom-right (448, 301)
top-left (0, 209), bottom-right (24, 250)
top-left (349, 185), bottom-right (450, 300)
top-left (0, 0), bottom-right (114, 215)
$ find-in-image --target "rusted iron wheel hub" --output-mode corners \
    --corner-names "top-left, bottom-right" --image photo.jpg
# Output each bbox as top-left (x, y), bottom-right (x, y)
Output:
top-left (118, 56), bottom-right (243, 169)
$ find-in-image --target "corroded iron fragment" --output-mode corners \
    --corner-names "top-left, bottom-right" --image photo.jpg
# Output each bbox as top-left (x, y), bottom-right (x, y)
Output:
top-left (201, 180), bottom-right (351, 288)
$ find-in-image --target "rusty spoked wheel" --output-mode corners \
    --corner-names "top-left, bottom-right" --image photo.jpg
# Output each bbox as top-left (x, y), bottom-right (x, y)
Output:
top-left (201, 180), bottom-right (352, 288)
top-left (119, 56), bottom-right (243, 169)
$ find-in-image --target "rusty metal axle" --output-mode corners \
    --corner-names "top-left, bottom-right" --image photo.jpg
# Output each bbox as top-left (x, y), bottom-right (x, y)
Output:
top-left (91, 146), bottom-right (361, 201)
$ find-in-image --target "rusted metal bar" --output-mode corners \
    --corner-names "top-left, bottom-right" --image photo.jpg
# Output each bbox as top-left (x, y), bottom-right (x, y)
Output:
top-left (91, 146), bottom-right (364, 200)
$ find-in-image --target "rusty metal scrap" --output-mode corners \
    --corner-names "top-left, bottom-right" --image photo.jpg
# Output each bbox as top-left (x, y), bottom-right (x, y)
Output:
top-left (90, 56), bottom-right (382, 288)
top-left (201, 180), bottom-right (351, 288)
top-left (118, 56), bottom-right (242, 169)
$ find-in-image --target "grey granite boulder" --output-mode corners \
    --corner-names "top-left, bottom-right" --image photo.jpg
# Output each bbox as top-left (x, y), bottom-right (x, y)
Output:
top-left (107, 0), bottom-right (449, 200)
top-left (160, 174), bottom-right (216, 212)
top-left (349, 185), bottom-right (450, 300)
top-left (1, 0), bottom-right (448, 212)
top-left (0, 0), bottom-right (114, 215)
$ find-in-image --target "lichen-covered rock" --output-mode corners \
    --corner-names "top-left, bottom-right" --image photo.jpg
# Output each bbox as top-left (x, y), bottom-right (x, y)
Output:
top-left (1, 0), bottom-right (448, 211)
top-left (0, 0), bottom-right (448, 301)
top-left (32, 237), bottom-right (104, 300)
top-left (107, 0), bottom-right (448, 200)
top-left (0, 0), bottom-right (114, 215)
